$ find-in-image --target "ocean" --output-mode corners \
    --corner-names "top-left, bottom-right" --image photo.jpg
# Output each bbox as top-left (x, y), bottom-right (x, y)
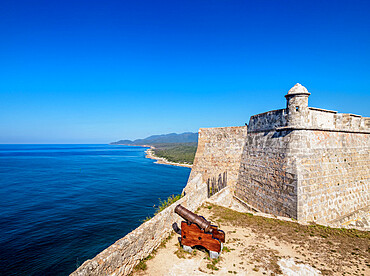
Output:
top-left (0, 144), bottom-right (191, 275)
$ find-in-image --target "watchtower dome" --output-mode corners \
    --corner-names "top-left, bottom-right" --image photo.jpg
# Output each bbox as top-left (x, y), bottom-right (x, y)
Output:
top-left (285, 83), bottom-right (311, 127)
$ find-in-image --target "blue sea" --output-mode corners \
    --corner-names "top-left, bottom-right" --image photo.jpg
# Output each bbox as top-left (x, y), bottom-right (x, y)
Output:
top-left (0, 144), bottom-right (191, 275)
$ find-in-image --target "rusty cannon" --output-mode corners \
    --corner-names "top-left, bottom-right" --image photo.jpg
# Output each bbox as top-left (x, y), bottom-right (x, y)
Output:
top-left (174, 204), bottom-right (225, 258)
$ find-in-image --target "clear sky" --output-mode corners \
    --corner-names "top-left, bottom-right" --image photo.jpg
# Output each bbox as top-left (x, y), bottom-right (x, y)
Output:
top-left (0, 0), bottom-right (369, 143)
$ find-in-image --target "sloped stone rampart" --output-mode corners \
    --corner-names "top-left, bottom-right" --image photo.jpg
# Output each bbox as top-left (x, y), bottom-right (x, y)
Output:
top-left (185, 126), bottom-right (247, 197)
top-left (236, 112), bottom-right (369, 222)
top-left (296, 130), bottom-right (369, 223)
top-left (235, 84), bottom-right (369, 223)
top-left (236, 129), bottom-right (299, 218)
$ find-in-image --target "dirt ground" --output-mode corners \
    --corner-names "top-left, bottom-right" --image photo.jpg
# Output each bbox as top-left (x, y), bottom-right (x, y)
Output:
top-left (132, 203), bottom-right (370, 276)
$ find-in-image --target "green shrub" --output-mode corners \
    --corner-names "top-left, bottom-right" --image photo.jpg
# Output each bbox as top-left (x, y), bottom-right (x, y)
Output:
top-left (143, 194), bottom-right (183, 222)
top-left (154, 194), bottom-right (183, 215)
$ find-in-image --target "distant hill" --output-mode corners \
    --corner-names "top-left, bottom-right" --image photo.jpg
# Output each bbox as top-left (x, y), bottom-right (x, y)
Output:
top-left (110, 132), bottom-right (198, 145)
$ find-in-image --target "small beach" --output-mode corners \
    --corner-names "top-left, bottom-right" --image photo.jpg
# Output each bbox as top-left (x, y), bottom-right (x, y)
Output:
top-left (145, 146), bottom-right (193, 168)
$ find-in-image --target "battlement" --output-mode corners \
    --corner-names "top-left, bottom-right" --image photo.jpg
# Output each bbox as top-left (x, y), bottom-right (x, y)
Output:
top-left (249, 83), bottom-right (370, 134)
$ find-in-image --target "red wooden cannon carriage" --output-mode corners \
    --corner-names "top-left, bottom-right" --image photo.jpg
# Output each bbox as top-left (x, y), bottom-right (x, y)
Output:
top-left (174, 204), bottom-right (225, 258)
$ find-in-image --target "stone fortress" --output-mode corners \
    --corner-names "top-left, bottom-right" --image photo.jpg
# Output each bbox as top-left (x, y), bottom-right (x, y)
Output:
top-left (187, 83), bottom-right (369, 225)
top-left (72, 84), bottom-right (369, 276)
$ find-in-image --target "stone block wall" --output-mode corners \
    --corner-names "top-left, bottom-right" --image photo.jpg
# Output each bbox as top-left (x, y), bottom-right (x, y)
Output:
top-left (333, 113), bottom-right (369, 131)
top-left (309, 107), bottom-right (370, 132)
top-left (248, 109), bottom-right (287, 131)
top-left (236, 128), bottom-right (299, 219)
top-left (234, 84), bottom-right (369, 223)
top-left (236, 126), bottom-right (369, 223)
top-left (185, 126), bottom-right (247, 197)
top-left (309, 107), bottom-right (337, 129)
top-left (296, 130), bottom-right (370, 223)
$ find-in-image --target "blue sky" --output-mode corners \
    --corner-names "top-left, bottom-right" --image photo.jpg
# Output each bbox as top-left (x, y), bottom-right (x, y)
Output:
top-left (0, 0), bottom-right (369, 143)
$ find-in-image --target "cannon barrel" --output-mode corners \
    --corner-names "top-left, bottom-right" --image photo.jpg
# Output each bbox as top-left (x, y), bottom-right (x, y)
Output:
top-left (175, 204), bottom-right (212, 232)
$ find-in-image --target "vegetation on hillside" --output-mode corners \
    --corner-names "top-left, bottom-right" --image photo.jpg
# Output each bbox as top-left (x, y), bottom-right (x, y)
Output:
top-left (110, 132), bottom-right (198, 145)
top-left (152, 143), bottom-right (197, 164)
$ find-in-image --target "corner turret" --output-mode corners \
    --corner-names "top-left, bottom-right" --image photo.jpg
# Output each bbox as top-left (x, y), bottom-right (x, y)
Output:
top-left (285, 83), bottom-right (310, 127)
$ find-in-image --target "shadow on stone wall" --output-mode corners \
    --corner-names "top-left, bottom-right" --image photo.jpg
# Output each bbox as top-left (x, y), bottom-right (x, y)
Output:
top-left (207, 171), bottom-right (227, 197)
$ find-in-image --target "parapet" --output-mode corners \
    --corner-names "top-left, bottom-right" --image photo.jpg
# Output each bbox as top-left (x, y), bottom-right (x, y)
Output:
top-left (248, 83), bottom-right (370, 134)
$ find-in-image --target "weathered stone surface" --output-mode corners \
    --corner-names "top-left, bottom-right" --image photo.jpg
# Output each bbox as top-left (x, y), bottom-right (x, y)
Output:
top-left (235, 83), bottom-right (369, 223)
top-left (236, 129), bottom-right (299, 218)
top-left (295, 130), bottom-right (369, 223)
top-left (328, 205), bottom-right (370, 231)
top-left (185, 126), bottom-right (247, 197)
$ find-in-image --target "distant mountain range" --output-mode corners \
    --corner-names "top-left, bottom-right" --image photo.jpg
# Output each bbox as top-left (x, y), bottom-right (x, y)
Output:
top-left (110, 132), bottom-right (198, 145)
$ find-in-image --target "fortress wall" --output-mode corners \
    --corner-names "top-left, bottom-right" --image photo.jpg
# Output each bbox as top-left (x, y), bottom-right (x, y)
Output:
top-left (309, 107), bottom-right (337, 129)
top-left (248, 109), bottom-right (287, 131)
top-left (334, 113), bottom-right (370, 131)
top-left (296, 130), bottom-right (370, 224)
top-left (309, 107), bottom-right (370, 132)
top-left (236, 131), bottom-right (299, 219)
top-left (233, 94), bottom-right (370, 223)
top-left (235, 110), bottom-right (299, 218)
top-left (185, 126), bottom-right (247, 197)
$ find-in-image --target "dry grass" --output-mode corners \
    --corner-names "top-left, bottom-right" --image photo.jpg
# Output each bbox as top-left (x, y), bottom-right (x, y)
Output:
top-left (132, 203), bottom-right (370, 275)
top-left (207, 203), bottom-right (370, 275)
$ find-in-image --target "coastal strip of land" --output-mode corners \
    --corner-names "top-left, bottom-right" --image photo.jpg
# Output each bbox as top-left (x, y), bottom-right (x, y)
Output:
top-left (112, 143), bottom-right (194, 168)
top-left (145, 146), bottom-right (192, 168)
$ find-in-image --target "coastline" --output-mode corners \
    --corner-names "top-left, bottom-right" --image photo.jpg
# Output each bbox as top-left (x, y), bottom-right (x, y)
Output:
top-left (144, 146), bottom-right (193, 168)
top-left (111, 144), bottom-right (193, 168)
